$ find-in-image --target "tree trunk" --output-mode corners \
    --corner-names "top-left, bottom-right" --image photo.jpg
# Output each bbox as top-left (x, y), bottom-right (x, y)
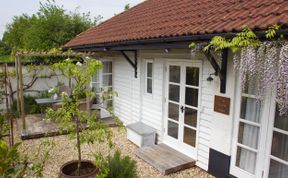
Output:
top-left (76, 115), bottom-right (81, 176)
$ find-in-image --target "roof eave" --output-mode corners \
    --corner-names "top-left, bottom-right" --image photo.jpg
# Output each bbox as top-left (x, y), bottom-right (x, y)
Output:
top-left (63, 29), bottom-right (288, 52)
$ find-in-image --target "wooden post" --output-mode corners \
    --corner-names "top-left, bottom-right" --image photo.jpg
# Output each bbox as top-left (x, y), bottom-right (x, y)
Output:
top-left (15, 57), bottom-right (20, 113)
top-left (4, 64), bottom-right (9, 111)
top-left (4, 64), bottom-right (14, 146)
top-left (17, 56), bottom-right (26, 132)
top-left (86, 83), bottom-right (91, 115)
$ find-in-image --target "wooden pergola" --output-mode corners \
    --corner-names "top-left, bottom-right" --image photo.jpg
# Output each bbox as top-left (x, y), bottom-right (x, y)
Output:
top-left (0, 63), bottom-right (14, 145)
top-left (14, 50), bottom-right (98, 136)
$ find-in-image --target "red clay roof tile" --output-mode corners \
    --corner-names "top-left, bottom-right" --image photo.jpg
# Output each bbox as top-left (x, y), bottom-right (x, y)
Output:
top-left (64, 0), bottom-right (288, 48)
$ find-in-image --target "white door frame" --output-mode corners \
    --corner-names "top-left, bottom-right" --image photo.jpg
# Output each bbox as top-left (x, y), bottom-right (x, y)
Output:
top-left (91, 59), bottom-right (113, 118)
top-left (163, 59), bottom-right (202, 160)
top-left (230, 76), bottom-right (275, 178)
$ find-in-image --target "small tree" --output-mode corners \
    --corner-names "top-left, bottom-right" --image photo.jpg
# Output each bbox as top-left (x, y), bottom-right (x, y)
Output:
top-left (46, 58), bottom-right (115, 175)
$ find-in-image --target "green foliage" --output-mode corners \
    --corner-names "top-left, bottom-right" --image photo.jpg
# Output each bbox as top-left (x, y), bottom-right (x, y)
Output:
top-left (0, 114), bottom-right (9, 139)
top-left (198, 25), bottom-right (282, 54)
top-left (46, 58), bottom-right (120, 174)
top-left (0, 40), bottom-right (11, 58)
top-left (2, 0), bottom-right (100, 51)
top-left (11, 95), bottom-right (47, 115)
top-left (265, 24), bottom-right (281, 39)
top-left (188, 42), bottom-right (197, 48)
top-left (2, 14), bottom-right (33, 50)
top-left (29, 140), bottom-right (55, 178)
top-left (124, 4), bottom-right (130, 11)
top-left (0, 55), bottom-right (13, 62)
top-left (94, 150), bottom-right (137, 178)
top-left (0, 70), bottom-right (4, 105)
top-left (0, 138), bottom-right (54, 178)
top-left (204, 26), bottom-right (260, 53)
top-left (0, 141), bottom-right (27, 178)
top-left (106, 150), bottom-right (137, 178)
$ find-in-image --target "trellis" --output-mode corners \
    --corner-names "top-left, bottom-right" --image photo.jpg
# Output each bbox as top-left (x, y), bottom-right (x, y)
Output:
top-left (0, 63), bottom-right (14, 146)
top-left (14, 50), bottom-right (97, 135)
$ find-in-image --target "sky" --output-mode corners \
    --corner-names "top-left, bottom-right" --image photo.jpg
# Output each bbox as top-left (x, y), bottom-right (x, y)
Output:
top-left (0, 0), bottom-right (144, 39)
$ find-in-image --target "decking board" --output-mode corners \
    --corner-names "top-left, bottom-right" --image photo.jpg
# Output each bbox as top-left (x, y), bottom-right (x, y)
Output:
top-left (18, 114), bottom-right (116, 140)
top-left (134, 144), bottom-right (195, 174)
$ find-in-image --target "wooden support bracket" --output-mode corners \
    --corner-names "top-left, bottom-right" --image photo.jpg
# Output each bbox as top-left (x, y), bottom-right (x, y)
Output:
top-left (220, 49), bottom-right (228, 94)
top-left (204, 49), bottom-right (228, 94)
top-left (120, 50), bottom-right (138, 78)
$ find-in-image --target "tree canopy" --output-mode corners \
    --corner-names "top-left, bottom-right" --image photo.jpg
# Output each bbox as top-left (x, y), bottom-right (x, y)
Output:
top-left (1, 0), bottom-right (101, 54)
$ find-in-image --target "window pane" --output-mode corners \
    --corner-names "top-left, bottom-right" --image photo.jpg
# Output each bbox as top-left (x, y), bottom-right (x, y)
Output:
top-left (243, 76), bottom-right (258, 95)
top-left (91, 83), bottom-right (101, 93)
top-left (147, 62), bottom-right (152, 78)
top-left (103, 75), bottom-right (112, 86)
top-left (92, 71), bottom-right (100, 83)
top-left (168, 121), bottom-right (178, 139)
top-left (240, 96), bottom-right (262, 123)
top-left (169, 66), bottom-right (180, 83)
top-left (184, 107), bottom-right (197, 127)
top-left (274, 105), bottom-right (288, 132)
top-left (269, 159), bottom-right (288, 178)
top-left (103, 61), bottom-right (112, 73)
top-left (183, 127), bottom-right (196, 147)
top-left (168, 102), bottom-right (179, 121)
top-left (238, 122), bottom-right (259, 149)
top-left (271, 131), bottom-right (288, 162)
top-left (185, 88), bottom-right (198, 107)
top-left (147, 78), bottom-right (152, 94)
top-left (169, 84), bottom-right (180, 102)
top-left (236, 146), bottom-right (257, 174)
top-left (186, 67), bottom-right (199, 86)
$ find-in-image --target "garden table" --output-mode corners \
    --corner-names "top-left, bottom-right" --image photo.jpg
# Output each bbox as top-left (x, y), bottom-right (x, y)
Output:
top-left (35, 98), bottom-right (61, 105)
top-left (35, 98), bottom-right (62, 116)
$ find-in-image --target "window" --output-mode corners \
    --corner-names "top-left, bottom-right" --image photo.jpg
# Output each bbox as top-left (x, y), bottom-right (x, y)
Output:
top-left (146, 61), bottom-right (153, 94)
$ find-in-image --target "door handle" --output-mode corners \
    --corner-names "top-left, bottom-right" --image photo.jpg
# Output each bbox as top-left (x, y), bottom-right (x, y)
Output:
top-left (181, 106), bottom-right (185, 113)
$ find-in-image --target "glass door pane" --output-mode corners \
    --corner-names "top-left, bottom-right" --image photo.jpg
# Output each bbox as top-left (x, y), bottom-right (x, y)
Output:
top-left (268, 105), bottom-right (288, 178)
top-left (235, 80), bottom-right (263, 174)
top-left (182, 66), bottom-right (199, 147)
top-left (102, 61), bottom-right (113, 108)
top-left (167, 65), bottom-right (181, 139)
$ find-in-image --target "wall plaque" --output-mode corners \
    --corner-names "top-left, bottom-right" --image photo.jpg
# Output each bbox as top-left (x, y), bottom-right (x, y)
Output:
top-left (214, 95), bottom-right (230, 115)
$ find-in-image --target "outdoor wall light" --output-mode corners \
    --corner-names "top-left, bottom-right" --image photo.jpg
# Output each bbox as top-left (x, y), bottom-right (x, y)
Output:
top-left (207, 72), bottom-right (217, 81)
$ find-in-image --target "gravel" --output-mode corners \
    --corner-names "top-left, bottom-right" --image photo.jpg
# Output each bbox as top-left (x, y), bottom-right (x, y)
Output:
top-left (15, 127), bottom-right (214, 178)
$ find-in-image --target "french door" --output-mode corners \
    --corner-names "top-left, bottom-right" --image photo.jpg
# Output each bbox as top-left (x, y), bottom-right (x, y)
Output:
top-left (164, 61), bottom-right (201, 158)
top-left (231, 79), bottom-right (288, 178)
top-left (265, 102), bottom-right (288, 178)
top-left (91, 60), bottom-right (113, 118)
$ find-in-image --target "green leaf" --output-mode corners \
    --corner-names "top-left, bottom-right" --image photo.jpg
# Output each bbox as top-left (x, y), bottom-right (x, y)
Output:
top-left (189, 42), bottom-right (197, 48)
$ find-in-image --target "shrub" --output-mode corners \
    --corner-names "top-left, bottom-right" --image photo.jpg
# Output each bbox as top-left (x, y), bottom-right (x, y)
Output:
top-left (0, 140), bottom-right (27, 177)
top-left (11, 95), bottom-right (48, 115)
top-left (107, 150), bottom-right (137, 178)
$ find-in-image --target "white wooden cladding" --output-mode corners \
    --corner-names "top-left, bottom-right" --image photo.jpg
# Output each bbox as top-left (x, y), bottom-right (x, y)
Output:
top-left (111, 49), bottom-right (231, 171)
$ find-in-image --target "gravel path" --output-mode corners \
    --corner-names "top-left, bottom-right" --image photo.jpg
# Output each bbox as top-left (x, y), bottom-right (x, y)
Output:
top-left (16, 127), bottom-right (214, 178)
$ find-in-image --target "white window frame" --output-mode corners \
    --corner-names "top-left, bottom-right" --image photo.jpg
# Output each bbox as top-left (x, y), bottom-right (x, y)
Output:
top-left (145, 60), bottom-right (154, 95)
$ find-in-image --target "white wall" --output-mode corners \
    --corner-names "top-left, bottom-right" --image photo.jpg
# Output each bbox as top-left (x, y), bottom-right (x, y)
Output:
top-left (0, 65), bottom-right (69, 110)
top-left (209, 51), bottom-right (236, 156)
top-left (111, 49), bottom-right (236, 171)
top-left (113, 56), bottom-right (140, 125)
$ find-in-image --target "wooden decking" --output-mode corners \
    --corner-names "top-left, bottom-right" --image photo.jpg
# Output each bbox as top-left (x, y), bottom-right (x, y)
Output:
top-left (18, 114), bottom-right (116, 140)
top-left (134, 144), bottom-right (195, 175)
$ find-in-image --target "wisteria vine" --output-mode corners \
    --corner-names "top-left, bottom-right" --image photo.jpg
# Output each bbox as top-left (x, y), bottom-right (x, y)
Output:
top-left (233, 42), bottom-right (288, 114)
top-left (190, 25), bottom-right (288, 115)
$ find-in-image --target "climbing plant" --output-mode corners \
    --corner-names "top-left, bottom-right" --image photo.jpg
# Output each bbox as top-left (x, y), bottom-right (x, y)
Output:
top-left (190, 25), bottom-right (288, 114)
